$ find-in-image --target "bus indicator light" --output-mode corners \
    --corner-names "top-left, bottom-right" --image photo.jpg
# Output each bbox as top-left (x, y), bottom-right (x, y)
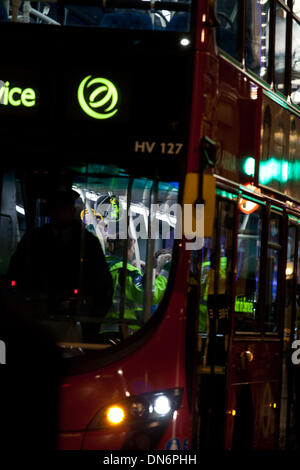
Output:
top-left (107, 406), bottom-right (125, 425)
top-left (239, 183), bottom-right (261, 214)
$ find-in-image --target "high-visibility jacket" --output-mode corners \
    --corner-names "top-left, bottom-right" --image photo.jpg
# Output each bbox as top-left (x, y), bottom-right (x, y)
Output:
top-left (101, 255), bottom-right (168, 333)
top-left (199, 257), bottom-right (227, 333)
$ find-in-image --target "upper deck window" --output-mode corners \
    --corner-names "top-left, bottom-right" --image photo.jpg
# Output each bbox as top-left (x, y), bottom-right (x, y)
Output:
top-left (215, 0), bottom-right (300, 107)
top-left (246, 0), bottom-right (270, 81)
top-left (215, 0), bottom-right (241, 62)
top-left (0, 0), bottom-right (191, 32)
top-left (291, 17), bottom-right (300, 104)
top-left (275, 4), bottom-right (287, 94)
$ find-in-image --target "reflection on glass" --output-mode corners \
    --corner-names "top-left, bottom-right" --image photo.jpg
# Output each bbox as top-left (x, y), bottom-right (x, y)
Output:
top-left (269, 213), bottom-right (280, 244)
top-left (0, 0), bottom-right (192, 31)
top-left (291, 19), bottom-right (300, 105)
top-left (264, 248), bottom-right (279, 333)
top-left (216, 0), bottom-right (240, 61)
top-left (235, 207), bottom-right (261, 332)
top-left (284, 226), bottom-right (296, 349)
top-left (198, 201), bottom-right (233, 369)
top-left (246, 0), bottom-right (270, 80)
top-left (295, 240), bottom-right (300, 340)
top-left (293, 0), bottom-right (300, 16)
top-left (199, 237), bottom-right (215, 335)
top-left (275, 6), bottom-right (287, 93)
top-left (1, 165), bottom-right (179, 348)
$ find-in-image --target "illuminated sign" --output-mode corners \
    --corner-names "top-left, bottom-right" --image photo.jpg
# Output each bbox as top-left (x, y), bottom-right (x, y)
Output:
top-left (0, 80), bottom-right (36, 108)
top-left (77, 75), bottom-right (119, 120)
top-left (235, 296), bottom-right (254, 313)
top-left (239, 183), bottom-right (261, 214)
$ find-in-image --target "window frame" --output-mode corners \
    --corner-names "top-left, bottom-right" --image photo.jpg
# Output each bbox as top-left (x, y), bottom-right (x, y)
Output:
top-left (234, 195), bottom-right (265, 335)
top-left (216, 0), bottom-right (300, 107)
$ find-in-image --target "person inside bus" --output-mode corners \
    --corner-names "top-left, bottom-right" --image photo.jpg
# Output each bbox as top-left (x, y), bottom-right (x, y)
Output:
top-left (100, 237), bottom-right (170, 336)
top-left (8, 188), bottom-right (113, 342)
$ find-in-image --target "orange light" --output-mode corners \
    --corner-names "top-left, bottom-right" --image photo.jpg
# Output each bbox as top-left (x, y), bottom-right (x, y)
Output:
top-left (273, 403), bottom-right (277, 409)
top-left (107, 406), bottom-right (125, 425)
top-left (239, 183), bottom-right (261, 214)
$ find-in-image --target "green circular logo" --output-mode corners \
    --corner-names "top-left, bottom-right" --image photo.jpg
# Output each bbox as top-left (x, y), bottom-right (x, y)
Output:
top-left (77, 75), bottom-right (119, 120)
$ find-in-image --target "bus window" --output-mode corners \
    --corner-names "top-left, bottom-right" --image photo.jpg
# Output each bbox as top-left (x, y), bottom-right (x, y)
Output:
top-left (284, 225), bottom-right (296, 346)
top-left (197, 199), bottom-right (234, 449)
top-left (291, 18), bottom-right (300, 105)
top-left (294, 0), bottom-right (300, 15)
top-left (0, 165), bottom-right (179, 347)
top-left (275, 4), bottom-right (287, 94)
top-left (0, 0), bottom-right (192, 31)
top-left (198, 200), bottom-right (234, 367)
top-left (235, 204), bottom-right (262, 332)
top-left (246, 0), bottom-right (270, 81)
top-left (216, 0), bottom-right (241, 61)
top-left (296, 237), bottom-right (300, 340)
top-left (264, 212), bottom-right (282, 334)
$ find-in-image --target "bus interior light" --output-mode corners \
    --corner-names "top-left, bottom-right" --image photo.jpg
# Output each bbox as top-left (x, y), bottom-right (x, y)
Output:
top-left (180, 38), bottom-right (190, 47)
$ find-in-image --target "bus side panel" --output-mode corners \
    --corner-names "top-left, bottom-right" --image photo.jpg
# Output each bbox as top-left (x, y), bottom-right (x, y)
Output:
top-left (58, 249), bottom-right (192, 450)
top-left (225, 340), bottom-right (281, 450)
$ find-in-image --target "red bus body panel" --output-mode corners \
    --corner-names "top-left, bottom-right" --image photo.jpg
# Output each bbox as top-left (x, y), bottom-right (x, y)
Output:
top-left (58, 254), bottom-right (193, 450)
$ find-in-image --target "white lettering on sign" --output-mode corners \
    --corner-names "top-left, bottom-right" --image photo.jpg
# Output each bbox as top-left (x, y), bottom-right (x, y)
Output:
top-left (134, 141), bottom-right (183, 155)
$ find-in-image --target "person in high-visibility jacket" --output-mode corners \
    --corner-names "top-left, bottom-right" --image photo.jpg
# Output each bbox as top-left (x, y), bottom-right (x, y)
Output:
top-left (198, 254), bottom-right (228, 333)
top-left (100, 238), bottom-right (170, 335)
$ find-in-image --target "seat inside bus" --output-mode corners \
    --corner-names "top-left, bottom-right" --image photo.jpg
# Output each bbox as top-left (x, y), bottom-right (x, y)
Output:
top-left (100, 10), bottom-right (153, 30)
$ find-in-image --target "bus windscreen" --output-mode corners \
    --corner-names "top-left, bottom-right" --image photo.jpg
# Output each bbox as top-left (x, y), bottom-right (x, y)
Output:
top-left (1, 163), bottom-right (179, 350)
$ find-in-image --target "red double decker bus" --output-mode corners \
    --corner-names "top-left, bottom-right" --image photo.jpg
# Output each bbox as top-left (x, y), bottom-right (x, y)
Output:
top-left (1, 0), bottom-right (300, 451)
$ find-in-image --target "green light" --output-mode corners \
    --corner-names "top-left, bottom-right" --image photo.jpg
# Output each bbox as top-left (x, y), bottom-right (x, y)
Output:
top-left (243, 157), bottom-right (256, 177)
top-left (0, 81), bottom-right (36, 108)
top-left (235, 296), bottom-right (254, 313)
top-left (77, 75), bottom-right (119, 120)
top-left (259, 157), bottom-right (291, 185)
top-left (264, 90), bottom-right (290, 110)
top-left (282, 162), bottom-right (288, 182)
top-left (216, 189), bottom-right (238, 200)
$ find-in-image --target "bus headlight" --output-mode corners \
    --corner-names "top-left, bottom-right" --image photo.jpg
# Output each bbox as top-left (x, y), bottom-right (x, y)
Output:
top-left (87, 388), bottom-right (183, 430)
top-left (153, 395), bottom-right (171, 415)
